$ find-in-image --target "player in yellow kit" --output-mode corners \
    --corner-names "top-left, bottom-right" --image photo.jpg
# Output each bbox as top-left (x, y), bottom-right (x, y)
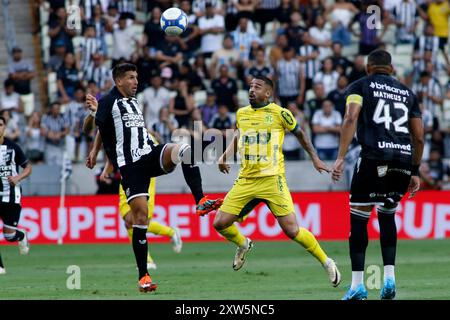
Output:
top-left (214, 76), bottom-right (341, 287)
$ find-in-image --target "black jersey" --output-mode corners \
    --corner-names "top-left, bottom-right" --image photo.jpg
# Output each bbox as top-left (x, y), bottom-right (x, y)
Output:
top-left (345, 73), bottom-right (422, 164)
top-left (95, 87), bottom-right (155, 169)
top-left (0, 138), bottom-right (29, 204)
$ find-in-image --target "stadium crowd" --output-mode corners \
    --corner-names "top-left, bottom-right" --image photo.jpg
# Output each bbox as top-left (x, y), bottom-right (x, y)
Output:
top-left (1, 0), bottom-right (450, 189)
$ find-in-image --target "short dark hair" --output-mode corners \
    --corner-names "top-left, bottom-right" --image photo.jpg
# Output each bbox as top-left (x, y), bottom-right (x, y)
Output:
top-left (367, 49), bottom-right (392, 67)
top-left (0, 116), bottom-right (6, 125)
top-left (112, 63), bottom-right (137, 81)
top-left (420, 70), bottom-right (431, 78)
top-left (253, 75), bottom-right (273, 89)
top-left (4, 78), bottom-right (14, 88)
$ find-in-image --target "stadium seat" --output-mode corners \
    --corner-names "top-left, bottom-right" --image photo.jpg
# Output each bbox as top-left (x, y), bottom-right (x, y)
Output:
top-left (20, 93), bottom-right (35, 117)
top-left (48, 72), bottom-right (58, 102)
top-left (194, 90), bottom-right (207, 107)
top-left (132, 23), bottom-right (144, 38)
top-left (39, 2), bottom-right (50, 27)
top-left (238, 90), bottom-right (248, 106)
top-left (72, 36), bottom-right (84, 50)
top-left (136, 92), bottom-right (144, 109)
top-left (305, 89), bottom-right (315, 102)
top-left (104, 33), bottom-right (114, 56)
top-left (394, 44), bottom-right (413, 56)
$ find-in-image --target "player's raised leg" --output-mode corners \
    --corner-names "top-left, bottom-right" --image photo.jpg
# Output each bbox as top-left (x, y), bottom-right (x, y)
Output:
top-left (377, 204), bottom-right (398, 300)
top-left (277, 213), bottom-right (341, 288)
top-left (213, 210), bottom-right (252, 270)
top-left (128, 196), bottom-right (157, 292)
top-left (0, 250), bottom-right (5, 274)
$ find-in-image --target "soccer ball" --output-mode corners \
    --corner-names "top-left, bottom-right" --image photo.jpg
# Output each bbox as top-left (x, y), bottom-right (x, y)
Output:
top-left (160, 8), bottom-right (188, 36)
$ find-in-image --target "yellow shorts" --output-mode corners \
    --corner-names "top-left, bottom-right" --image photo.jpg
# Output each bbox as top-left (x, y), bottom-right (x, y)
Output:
top-left (119, 178), bottom-right (156, 219)
top-left (220, 175), bottom-right (295, 220)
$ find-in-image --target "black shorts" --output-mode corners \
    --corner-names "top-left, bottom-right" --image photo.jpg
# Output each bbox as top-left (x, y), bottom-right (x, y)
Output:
top-left (439, 37), bottom-right (448, 50)
top-left (119, 144), bottom-right (169, 203)
top-left (0, 202), bottom-right (22, 229)
top-left (350, 158), bottom-right (412, 206)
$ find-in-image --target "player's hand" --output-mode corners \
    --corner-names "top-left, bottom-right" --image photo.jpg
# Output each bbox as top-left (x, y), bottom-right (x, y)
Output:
top-left (100, 171), bottom-right (112, 184)
top-left (86, 150), bottom-right (97, 169)
top-left (7, 176), bottom-right (21, 187)
top-left (331, 158), bottom-right (345, 182)
top-left (312, 156), bottom-right (330, 174)
top-left (86, 94), bottom-right (98, 113)
top-left (218, 157), bottom-right (230, 174)
top-left (407, 176), bottom-right (420, 198)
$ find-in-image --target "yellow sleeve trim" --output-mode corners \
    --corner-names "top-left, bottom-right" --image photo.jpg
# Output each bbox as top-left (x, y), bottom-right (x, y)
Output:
top-left (346, 94), bottom-right (363, 106)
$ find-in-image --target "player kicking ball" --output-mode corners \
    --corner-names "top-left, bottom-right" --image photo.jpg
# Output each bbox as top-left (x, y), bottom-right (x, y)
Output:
top-left (213, 76), bottom-right (341, 288)
top-left (0, 116), bottom-right (32, 274)
top-left (332, 50), bottom-right (423, 300)
top-left (85, 63), bottom-right (222, 292)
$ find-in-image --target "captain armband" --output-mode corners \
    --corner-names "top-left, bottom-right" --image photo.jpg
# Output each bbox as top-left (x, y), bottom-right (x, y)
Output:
top-left (346, 94), bottom-right (363, 107)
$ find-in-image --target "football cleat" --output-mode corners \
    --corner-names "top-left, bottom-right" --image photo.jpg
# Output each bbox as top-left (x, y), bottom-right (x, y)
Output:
top-left (18, 230), bottom-right (30, 255)
top-left (138, 273), bottom-right (158, 293)
top-left (233, 238), bottom-right (253, 271)
top-left (380, 278), bottom-right (396, 300)
top-left (342, 284), bottom-right (368, 300)
top-left (171, 227), bottom-right (183, 253)
top-left (323, 258), bottom-right (341, 287)
top-left (0, 267), bottom-right (6, 275)
top-left (196, 196), bottom-right (223, 216)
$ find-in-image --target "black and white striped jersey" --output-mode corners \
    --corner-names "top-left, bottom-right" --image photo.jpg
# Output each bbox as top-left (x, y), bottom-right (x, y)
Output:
top-left (95, 87), bottom-right (155, 169)
top-left (0, 138), bottom-right (28, 204)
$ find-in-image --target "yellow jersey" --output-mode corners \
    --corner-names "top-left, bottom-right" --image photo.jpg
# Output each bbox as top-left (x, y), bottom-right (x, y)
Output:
top-left (428, 2), bottom-right (450, 37)
top-left (236, 103), bottom-right (298, 178)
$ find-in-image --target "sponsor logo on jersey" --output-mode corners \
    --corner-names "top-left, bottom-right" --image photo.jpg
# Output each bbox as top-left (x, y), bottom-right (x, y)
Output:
top-left (122, 113), bottom-right (145, 128)
top-left (264, 114), bottom-right (274, 124)
top-left (242, 132), bottom-right (272, 145)
top-left (378, 141), bottom-right (411, 151)
top-left (131, 147), bottom-right (151, 159)
top-left (369, 82), bottom-right (410, 96)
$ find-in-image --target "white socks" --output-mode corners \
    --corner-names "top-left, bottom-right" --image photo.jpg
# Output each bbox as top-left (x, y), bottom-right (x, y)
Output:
top-left (351, 271), bottom-right (364, 290)
top-left (384, 265), bottom-right (395, 281)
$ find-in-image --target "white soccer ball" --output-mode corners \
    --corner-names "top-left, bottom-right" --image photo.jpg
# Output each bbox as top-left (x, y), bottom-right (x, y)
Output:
top-left (160, 7), bottom-right (188, 36)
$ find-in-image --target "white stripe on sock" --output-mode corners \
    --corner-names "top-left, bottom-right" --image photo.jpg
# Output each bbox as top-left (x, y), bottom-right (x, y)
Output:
top-left (384, 265), bottom-right (395, 281)
top-left (351, 271), bottom-right (364, 290)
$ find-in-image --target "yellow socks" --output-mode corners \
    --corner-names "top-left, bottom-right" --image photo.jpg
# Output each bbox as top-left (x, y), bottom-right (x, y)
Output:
top-left (217, 224), bottom-right (246, 247)
top-left (293, 227), bottom-right (328, 264)
top-left (148, 221), bottom-right (175, 237)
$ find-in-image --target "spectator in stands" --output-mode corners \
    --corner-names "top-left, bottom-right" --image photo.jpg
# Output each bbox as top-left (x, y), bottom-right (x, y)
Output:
top-left (325, 0), bottom-right (357, 46)
top-left (25, 111), bottom-right (45, 164)
top-left (0, 109), bottom-right (20, 143)
top-left (82, 53), bottom-right (113, 94)
top-left (169, 79), bottom-right (195, 128)
top-left (198, 2), bottom-right (225, 58)
top-left (0, 78), bottom-right (24, 115)
top-left (311, 99), bottom-right (342, 160)
top-left (285, 11), bottom-right (307, 52)
top-left (231, 16), bottom-right (262, 65)
top-left (277, 0), bottom-right (295, 29)
top-left (282, 102), bottom-right (306, 160)
top-left (330, 41), bottom-right (353, 75)
top-left (111, 13), bottom-right (140, 67)
top-left (76, 24), bottom-right (104, 72)
top-left (211, 64), bottom-right (238, 112)
top-left (47, 40), bottom-right (67, 72)
top-left (57, 52), bottom-right (81, 104)
top-left (234, 0), bottom-right (256, 22)
top-left (327, 74), bottom-right (348, 117)
top-left (298, 32), bottom-right (320, 93)
top-left (7, 47), bottom-right (35, 114)
top-left (199, 90), bottom-right (219, 126)
top-left (421, 101), bottom-right (435, 161)
top-left (303, 0), bottom-right (326, 28)
top-left (143, 73), bottom-right (171, 129)
top-left (413, 24), bottom-right (440, 64)
top-left (41, 102), bottom-right (69, 166)
top-left (150, 107), bottom-right (179, 144)
top-left (156, 34), bottom-right (184, 77)
top-left (193, 53), bottom-right (211, 80)
top-left (135, 50), bottom-right (158, 93)
top-left (413, 71), bottom-right (443, 117)
top-left (306, 82), bottom-right (327, 120)
top-left (254, 0), bottom-right (279, 36)
top-left (180, 61), bottom-right (205, 91)
top-left (179, 1), bottom-right (202, 58)
top-left (86, 80), bottom-right (101, 100)
top-left (209, 104), bottom-right (234, 153)
top-left (392, 0), bottom-right (419, 44)
top-left (420, 148), bottom-right (450, 190)
top-left (313, 57), bottom-right (339, 96)
top-left (427, 0), bottom-right (450, 66)
top-left (48, 7), bottom-right (75, 56)
top-left (348, 54), bottom-right (367, 83)
top-left (269, 33), bottom-right (289, 68)
top-left (65, 87), bottom-right (85, 162)
top-left (193, 0), bottom-right (222, 18)
top-left (244, 48), bottom-right (274, 89)
top-left (275, 46), bottom-right (304, 107)
top-left (142, 7), bottom-right (166, 53)
top-left (210, 34), bottom-right (241, 79)
top-left (349, 0), bottom-right (387, 55)
top-left (308, 14), bottom-right (332, 61)
top-left (89, 4), bottom-right (109, 55)
top-left (80, 0), bottom-right (102, 22)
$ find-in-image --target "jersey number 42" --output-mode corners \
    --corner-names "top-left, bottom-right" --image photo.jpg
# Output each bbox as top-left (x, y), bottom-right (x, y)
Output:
top-left (373, 98), bottom-right (409, 134)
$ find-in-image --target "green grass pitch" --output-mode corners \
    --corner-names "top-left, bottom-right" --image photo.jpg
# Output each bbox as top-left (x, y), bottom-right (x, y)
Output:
top-left (0, 239), bottom-right (449, 300)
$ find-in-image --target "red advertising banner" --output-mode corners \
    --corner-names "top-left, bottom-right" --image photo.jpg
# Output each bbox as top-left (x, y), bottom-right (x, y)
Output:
top-left (0, 191), bottom-right (449, 244)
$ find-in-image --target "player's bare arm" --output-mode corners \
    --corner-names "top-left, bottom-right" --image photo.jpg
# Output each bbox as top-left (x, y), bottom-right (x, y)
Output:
top-left (332, 100), bottom-right (361, 182)
top-left (408, 117), bottom-right (425, 198)
top-left (218, 130), bottom-right (240, 174)
top-left (8, 162), bottom-right (32, 187)
top-left (100, 155), bottom-right (114, 183)
top-left (86, 131), bottom-right (103, 169)
top-left (294, 126), bottom-right (330, 174)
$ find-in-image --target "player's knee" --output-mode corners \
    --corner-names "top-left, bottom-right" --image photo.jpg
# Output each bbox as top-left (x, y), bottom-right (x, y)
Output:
top-left (131, 209), bottom-right (149, 226)
top-left (213, 213), bottom-right (230, 231)
top-left (282, 226), bottom-right (299, 239)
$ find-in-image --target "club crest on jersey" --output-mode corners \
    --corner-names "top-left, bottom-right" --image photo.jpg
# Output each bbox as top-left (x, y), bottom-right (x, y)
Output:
top-left (281, 111), bottom-right (294, 126)
top-left (377, 165), bottom-right (388, 177)
top-left (264, 114), bottom-right (273, 124)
